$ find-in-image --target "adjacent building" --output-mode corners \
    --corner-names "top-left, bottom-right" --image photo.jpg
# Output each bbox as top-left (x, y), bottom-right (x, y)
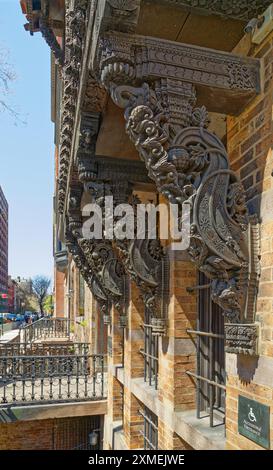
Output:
top-left (13, 0), bottom-right (273, 451)
top-left (0, 186), bottom-right (8, 306)
top-left (8, 276), bottom-right (17, 313)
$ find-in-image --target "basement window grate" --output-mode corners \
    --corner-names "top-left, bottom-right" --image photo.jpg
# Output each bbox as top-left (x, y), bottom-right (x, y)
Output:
top-left (139, 407), bottom-right (158, 450)
top-left (140, 307), bottom-right (159, 389)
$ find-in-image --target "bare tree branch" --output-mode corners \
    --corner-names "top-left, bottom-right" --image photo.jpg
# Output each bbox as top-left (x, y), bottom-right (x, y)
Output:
top-left (32, 276), bottom-right (51, 314)
top-left (0, 45), bottom-right (26, 125)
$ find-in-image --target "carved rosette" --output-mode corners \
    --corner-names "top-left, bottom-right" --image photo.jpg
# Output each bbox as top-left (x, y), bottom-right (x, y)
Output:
top-left (97, 42), bottom-right (260, 343)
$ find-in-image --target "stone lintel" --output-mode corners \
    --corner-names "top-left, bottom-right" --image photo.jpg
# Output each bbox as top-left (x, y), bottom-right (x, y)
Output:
top-left (0, 400), bottom-right (107, 423)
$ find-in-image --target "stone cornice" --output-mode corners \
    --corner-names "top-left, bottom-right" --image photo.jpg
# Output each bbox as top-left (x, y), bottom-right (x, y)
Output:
top-left (97, 32), bottom-right (261, 115)
top-left (153, 0), bottom-right (272, 21)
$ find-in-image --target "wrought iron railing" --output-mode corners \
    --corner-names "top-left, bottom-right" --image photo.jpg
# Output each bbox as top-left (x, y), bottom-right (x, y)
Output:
top-left (20, 317), bottom-right (73, 343)
top-left (0, 342), bottom-right (90, 357)
top-left (0, 353), bottom-right (106, 407)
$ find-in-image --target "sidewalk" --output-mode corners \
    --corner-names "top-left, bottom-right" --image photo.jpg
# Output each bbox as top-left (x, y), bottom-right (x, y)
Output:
top-left (0, 329), bottom-right (20, 344)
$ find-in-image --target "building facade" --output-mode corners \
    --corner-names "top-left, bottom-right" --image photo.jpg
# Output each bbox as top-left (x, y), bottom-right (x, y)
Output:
top-left (0, 185), bottom-right (8, 304)
top-left (8, 276), bottom-right (17, 313)
top-left (18, 0), bottom-right (273, 451)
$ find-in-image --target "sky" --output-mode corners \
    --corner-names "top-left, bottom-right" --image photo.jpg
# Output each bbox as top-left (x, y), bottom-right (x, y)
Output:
top-left (0, 1), bottom-right (54, 280)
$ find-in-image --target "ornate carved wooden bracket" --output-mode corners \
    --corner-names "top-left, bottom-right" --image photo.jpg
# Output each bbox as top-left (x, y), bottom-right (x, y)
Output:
top-left (67, 179), bottom-right (129, 327)
top-left (65, 225), bottom-right (110, 317)
top-left (73, 117), bottom-right (169, 334)
top-left (97, 33), bottom-right (261, 349)
top-left (110, 182), bottom-right (169, 335)
top-left (39, 16), bottom-right (64, 66)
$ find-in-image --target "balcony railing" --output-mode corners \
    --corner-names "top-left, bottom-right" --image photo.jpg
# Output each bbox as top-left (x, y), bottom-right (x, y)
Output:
top-left (0, 352), bottom-right (106, 407)
top-left (0, 342), bottom-right (90, 357)
top-left (20, 317), bottom-right (72, 343)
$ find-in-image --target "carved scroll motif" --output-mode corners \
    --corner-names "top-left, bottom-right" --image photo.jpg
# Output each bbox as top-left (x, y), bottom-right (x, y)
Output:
top-left (100, 70), bottom-right (259, 332)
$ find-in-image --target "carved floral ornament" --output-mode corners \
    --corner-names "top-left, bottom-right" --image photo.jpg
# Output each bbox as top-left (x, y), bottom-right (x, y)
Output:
top-left (97, 40), bottom-right (261, 353)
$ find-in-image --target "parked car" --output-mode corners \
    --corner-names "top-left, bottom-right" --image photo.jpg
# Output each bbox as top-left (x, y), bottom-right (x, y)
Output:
top-left (15, 314), bottom-right (24, 322)
top-left (6, 313), bottom-right (17, 322)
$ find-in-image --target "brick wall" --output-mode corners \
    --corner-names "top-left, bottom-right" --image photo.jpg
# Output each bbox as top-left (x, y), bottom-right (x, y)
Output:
top-left (158, 253), bottom-right (196, 412)
top-left (54, 269), bottom-right (65, 317)
top-left (0, 416), bottom-right (101, 450)
top-left (0, 419), bottom-right (55, 450)
top-left (226, 31), bottom-right (273, 450)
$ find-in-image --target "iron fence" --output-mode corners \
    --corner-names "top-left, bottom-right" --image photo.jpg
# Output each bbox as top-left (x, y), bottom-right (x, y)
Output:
top-left (0, 342), bottom-right (90, 357)
top-left (0, 353), bottom-right (106, 406)
top-left (139, 407), bottom-right (158, 450)
top-left (20, 317), bottom-right (73, 343)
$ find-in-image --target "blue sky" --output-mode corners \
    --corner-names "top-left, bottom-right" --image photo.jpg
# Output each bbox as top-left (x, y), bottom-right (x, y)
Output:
top-left (0, 1), bottom-right (54, 280)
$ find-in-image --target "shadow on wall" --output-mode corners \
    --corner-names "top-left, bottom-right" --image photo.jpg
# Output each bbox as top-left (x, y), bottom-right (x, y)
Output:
top-left (237, 354), bottom-right (259, 384)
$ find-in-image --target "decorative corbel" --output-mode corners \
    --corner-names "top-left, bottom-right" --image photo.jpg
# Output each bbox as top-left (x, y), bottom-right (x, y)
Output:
top-left (98, 35), bottom-right (261, 352)
top-left (65, 225), bottom-right (110, 317)
top-left (76, 112), bottom-right (100, 184)
top-left (39, 16), bottom-right (64, 66)
top-left (109, 181), bottom-right (169, 336)
top-left (80, 181), bottom-right (129, 327)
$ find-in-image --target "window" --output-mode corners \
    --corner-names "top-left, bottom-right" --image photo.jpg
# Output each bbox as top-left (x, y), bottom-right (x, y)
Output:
top-left (187, 272), bottom-right (226, 427)
top-left (139, 407), bottom-right (158, 450)
top-left (140, 307), bottom-right (159, 389)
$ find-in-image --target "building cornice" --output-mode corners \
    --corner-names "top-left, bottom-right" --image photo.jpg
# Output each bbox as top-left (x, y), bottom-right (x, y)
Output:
top-left (152, 0), bottom-right (272, 21)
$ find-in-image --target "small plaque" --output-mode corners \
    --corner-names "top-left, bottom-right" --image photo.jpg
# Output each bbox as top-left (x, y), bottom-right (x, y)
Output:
top-left (238, 395), bottom-right (270, 449)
